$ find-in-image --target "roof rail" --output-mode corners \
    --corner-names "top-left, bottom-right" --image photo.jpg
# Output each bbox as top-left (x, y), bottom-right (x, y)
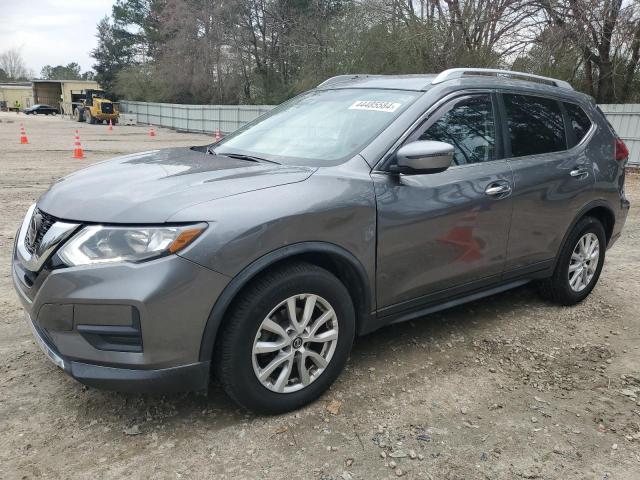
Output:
top-left (317, 75), bottom-right (370, 88)
top-left (431, 68), bottom-right (573, 90)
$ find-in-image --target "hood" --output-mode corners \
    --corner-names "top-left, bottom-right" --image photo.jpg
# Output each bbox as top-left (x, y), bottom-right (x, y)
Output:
top-left (37, 147), bottom-right (315, 223)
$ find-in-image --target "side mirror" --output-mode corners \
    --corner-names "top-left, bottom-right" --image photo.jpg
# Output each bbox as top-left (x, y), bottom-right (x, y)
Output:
top-left (393, 140), bottom-right (454, 174)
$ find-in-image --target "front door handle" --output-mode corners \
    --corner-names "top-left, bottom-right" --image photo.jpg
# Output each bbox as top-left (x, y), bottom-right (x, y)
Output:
top-left (485, 183), bottom-right (512, 197)
top-left (570, 167), bottom-right (589, 179)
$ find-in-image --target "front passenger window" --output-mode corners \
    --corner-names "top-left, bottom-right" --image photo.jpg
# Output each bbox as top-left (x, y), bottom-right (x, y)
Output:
top-left (419, 94), bottom-right (496, 165)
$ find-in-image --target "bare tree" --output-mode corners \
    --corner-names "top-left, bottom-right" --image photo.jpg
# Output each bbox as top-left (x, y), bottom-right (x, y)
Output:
top-left (537, 0), bottom-right (640, 102)
top-left (103, 0), bottom-right (640, 104)
top-left (0, 48), bottom-right (32, 80)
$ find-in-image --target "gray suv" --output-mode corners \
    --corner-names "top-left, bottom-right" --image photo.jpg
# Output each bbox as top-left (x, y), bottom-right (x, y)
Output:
top-left (12, 68), bottom-right (630, 413)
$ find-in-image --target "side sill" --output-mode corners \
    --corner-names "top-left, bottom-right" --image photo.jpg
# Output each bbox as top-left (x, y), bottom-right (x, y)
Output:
top-left (361, 278), bottom-right (533, 336)
top-left (388, 280), bottom-right (530, 327)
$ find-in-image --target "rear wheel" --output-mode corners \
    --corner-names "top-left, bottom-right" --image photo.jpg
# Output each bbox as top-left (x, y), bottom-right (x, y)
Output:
top-left (86, 110), bottom-right (96, 124)
top-left (215, 262), bottom-right (355, 414)
top-left (538, 216), bottom-right (606, 305)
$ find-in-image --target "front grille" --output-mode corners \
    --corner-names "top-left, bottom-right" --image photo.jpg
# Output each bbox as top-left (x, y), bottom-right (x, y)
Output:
top-left (101, 102), bottom-right (113, 114)
top-left (24, 209), bottom-right (56, 255)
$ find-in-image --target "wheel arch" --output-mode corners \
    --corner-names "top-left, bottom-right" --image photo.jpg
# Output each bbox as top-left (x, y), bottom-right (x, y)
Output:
top-left (198, 242), bottom-right (373, 363)
top-left (554, 200), bottom-right (616, 269)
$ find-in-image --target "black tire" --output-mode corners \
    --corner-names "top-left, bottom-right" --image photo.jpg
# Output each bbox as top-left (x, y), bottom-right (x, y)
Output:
top-left (215, 262), bottom-right (355, 414)
top-left (87, 110), bottom-right (96, 124)
top-left (538, 216), bottom-right (606, 305)
top-left (73, 108), bottom-right (84, 122)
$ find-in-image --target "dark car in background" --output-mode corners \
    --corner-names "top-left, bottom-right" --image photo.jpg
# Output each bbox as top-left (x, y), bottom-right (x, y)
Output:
top-left (23, 104), bottom-right (59, 115)
top-left (12, 68), bottom-right (630, 413)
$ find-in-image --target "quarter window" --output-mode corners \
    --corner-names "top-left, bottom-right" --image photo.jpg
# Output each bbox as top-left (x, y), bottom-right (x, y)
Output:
top-left (565, 102), bottom-right (592, 145)
top-left (419, 94), bottom-right (496, 165)
top-left (503, 94), bottom-right (566, 157)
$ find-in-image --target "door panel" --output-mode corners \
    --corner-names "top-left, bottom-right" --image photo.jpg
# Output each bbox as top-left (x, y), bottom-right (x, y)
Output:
top-left (506, 151), bottom-right (594, 270)
top-left (501, 94), bottom-right (595, 271)
top-left (374, 161), bottom-right (513, 308)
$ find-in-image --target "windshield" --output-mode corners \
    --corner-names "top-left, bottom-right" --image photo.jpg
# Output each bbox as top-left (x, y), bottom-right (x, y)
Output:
top-left (215, 88), bottom-right (419, 165)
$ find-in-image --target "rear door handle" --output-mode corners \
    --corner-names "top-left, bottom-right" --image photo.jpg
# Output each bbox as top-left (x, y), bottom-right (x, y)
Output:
top-left (485, 183), bottom-right (512, 197)
top-left (570, 167), bottom-right (589, 179)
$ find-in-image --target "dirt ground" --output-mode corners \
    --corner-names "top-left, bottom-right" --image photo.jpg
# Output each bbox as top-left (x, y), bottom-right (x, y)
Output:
top-left (0, 111), bottom-right (639, 480)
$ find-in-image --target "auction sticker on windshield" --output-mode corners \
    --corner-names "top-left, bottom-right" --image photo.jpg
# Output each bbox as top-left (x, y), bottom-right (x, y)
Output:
top-left (349, 100), bottom-right (402, 113)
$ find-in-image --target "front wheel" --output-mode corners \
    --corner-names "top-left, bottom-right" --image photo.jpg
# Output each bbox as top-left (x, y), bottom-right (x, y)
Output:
top-left (538, 216), bottom-right (606, 305)
top-left (215, 262), bottom-right (355, 414)
top-left (73, 108), bottom-right (84, 122)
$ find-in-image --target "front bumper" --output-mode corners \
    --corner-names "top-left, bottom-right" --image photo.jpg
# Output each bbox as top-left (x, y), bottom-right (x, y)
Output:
top-left (24, 311), bottom-right (210, 393)
top-left (95, 113), bottom-right (119, 120)
top-left (12, 215), bottom-right (230, 393)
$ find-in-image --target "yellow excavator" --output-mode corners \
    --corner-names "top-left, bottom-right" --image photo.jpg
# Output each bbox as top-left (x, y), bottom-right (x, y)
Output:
top-left (72, 89), bottom-right (119, 124)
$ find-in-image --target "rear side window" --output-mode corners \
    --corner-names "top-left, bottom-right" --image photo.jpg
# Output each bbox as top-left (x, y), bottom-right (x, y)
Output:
top-left (503, 94), bottom-right (566, 157)
top-left (419, 94), bottom-right (496, 165)
top-left (565, 102), bottom-right (592, 145)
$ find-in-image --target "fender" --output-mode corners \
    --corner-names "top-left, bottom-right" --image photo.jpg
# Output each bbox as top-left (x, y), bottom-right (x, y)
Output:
top-left (198, 241), bottom-right (373, 362)
top-left (552, 199), bottom-right (616, 270)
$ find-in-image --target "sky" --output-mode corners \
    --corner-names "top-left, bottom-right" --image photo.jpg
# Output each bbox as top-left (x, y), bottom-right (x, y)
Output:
top-left (0, 0), bottom-right (116, 77)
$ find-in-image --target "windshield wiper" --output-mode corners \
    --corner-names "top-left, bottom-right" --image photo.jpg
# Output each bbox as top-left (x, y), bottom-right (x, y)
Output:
top-left (206, 146), bottom-right (279, 165)
top-left (221, 153), bottom-right (280, 165)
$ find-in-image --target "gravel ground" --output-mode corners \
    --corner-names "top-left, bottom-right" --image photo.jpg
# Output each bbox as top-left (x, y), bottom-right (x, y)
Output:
top-left (1, 111), bottom-right (639, 480)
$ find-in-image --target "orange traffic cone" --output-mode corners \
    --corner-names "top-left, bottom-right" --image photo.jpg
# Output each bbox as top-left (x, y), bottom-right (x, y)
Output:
top-left (108, 119), bottom-right (113, 131)
top-left (19, 124), bottom-right (29, 144)
top-left (149, 125), bottom-right (156, 137)
top-left (72, 130), bottom-right (85, 159)
top-left (214, 128), bottom-right (222, 142)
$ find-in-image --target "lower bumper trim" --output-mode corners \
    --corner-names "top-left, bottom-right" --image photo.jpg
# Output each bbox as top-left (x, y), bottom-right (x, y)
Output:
top-left (26, 312), bottom-right (67, 370)
top-left (68, 360), bottom-right (211, 393)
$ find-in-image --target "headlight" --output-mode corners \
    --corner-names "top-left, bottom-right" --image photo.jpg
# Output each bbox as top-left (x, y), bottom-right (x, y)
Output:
top-left (57, 223), bottom-right (207, 266)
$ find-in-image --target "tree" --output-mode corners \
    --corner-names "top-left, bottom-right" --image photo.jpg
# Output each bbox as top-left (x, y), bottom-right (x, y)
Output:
top-left (0, 48), bottom-right (32, 80)
top-left (92, 0), bottom-right (640, 104)
top-left (115, 63), bottom-right (165, 101)
top-left (92, 1), bottom-right (163, 96)
top-left (92, 16), bottom-right (138, 95)
top-left (537, 0), bottom-right (640, 103)
top-left (40, 62), bottom-right (83, 80)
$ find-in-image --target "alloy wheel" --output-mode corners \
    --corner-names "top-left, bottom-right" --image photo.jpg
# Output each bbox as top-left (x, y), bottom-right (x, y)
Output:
top-left (568, 232), bottom-right (600, 292)
top-left (252, 294), bottom-right (339, 393)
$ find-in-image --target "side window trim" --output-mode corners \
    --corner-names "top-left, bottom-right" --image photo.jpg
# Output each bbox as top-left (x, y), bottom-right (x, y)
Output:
top-left (404, 92), bottom-right (502, 167)
top-left (490, 91), bottom-right (505, 160)
top-left (559, 101), bottom-right (578, 148)
top-left (375, 89), bottom-right (503, 172)
top-left (499, 91), bottom-right (569, 161)
top-left (567, 101), bottom-right (598, 149)
top-left (504, 98), bottom-right (596, 161)
top-left (495, 92), bottom-right (511, 159)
